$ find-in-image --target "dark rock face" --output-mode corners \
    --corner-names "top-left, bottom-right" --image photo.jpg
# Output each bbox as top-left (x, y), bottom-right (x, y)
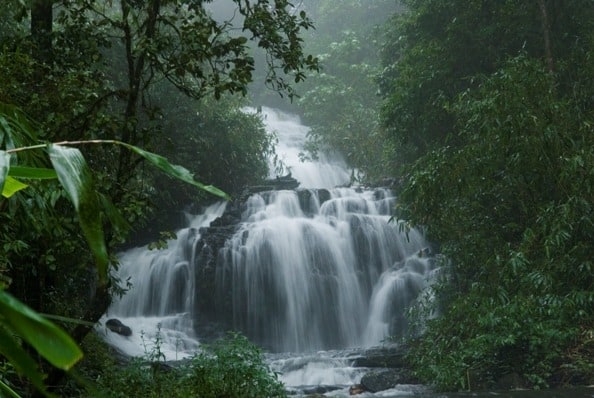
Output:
top-left (106, 318), bottom-right (132, 337)
top-left (241, 174), bottom-right (300, 195)
top-left (289, 385), bottom-right (342, 395)
top-left (360, 369), bottom-right (419, 393)
top-left (350, 345), bottom-right (407, 368)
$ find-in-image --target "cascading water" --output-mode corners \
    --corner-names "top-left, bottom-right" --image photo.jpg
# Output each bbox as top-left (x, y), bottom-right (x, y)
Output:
top-left (217, 187), bottom-right (427, 353)
top-left (100, 202), bottom-right (227, 359)
top-left (101, 107), bottom-right (437, 395)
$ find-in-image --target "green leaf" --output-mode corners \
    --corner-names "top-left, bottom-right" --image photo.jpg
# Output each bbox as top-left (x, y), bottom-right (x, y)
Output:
top-left (47, 144), bottom-right (109, 285)
top-left (1, 176), bottom-right (28, 198)
top-left (0, 325), bottom-right (50, 397)
top-left (119, 142), bottom-right (230, 200)
top-left (0, 290), bottom-right (83, 371)
top-left (8, 166), bottom-right (57, 180)
top-left (0, 150), bottom-right (8, 195)
top-left (0, 102), bottom-right (40, 148)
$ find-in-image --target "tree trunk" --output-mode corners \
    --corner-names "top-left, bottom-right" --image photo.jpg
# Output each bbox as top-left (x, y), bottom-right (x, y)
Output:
top-left (537, 0), bottom-right (554, 74)
top-left (115, 0), bottom-right (161, 196)
top-left (31, 0), bottom-right (53, 63)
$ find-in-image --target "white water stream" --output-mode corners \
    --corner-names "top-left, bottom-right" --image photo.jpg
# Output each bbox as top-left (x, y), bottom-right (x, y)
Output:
top-left (99, 107), bottom-right (437, 395)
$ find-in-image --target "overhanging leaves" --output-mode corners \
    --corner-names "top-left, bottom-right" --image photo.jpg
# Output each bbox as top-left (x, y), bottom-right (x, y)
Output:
top-left (0, 325), bottom-right (49, 396)
top-left (8, 166), bottom-right (57, 180)
top-left (0, 150), bottom-right (8, 195)
top-left (47, 144), bottom-right (109, 286)
top-left (1, 176), bottom-right (28, 198)
top-left (119, 141), bottom-right (230, 200)
top-left (0, 290), bottom-right (82, 371)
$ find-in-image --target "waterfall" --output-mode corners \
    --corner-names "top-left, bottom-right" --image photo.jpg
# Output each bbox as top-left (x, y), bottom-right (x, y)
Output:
top-left (101, 107), bottom-right (436, 363)
top-left (217, 187), bottom-right (427, 352)
top-left (261, 108), bottom-right (350, 189)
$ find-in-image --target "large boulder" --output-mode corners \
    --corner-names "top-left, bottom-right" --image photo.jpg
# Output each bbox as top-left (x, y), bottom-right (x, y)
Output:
top-left (106, 318), bottom-right (132, 337)
top-left (350, 345), bottom-right (407, 368)
top-left (360, 369), bottom-right (418, 393)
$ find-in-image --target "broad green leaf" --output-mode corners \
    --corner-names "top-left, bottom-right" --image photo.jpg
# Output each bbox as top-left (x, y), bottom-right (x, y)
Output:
top-left (8, 166), bottom-right (57, 180)
top-left (0, 290), bottom-right (83, 370)
top-left (0, 150), bottom-right (8, 195)
top-left (119, 142), bottom-right (230, 200)
top-left (1, 176), bottom-right (28, 198)
top-left (40, 313), bottom-right (95, 327)
top-left (47, 144), bottom-right (109, 285)
top-left (0, 325), bottom-right (48, 396)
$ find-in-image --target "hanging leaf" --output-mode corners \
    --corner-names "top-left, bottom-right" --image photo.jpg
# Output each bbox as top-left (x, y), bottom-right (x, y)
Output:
top-left (119, 142), bottom-right (230, 200)
top-left (0, 150), bottom-right (8, 195)
top-left (47, 144), bottom-right (109, 286)
top-left (0, 102), bottom-right (40, 148)
top-left (0, 325), bottom-right (49, 397)
top-left (8, 166), bottom-right (57, 180)
top-left (0, 290), bottom-right (82, 371)
top-left (1, 176), bottom-right (28, 198)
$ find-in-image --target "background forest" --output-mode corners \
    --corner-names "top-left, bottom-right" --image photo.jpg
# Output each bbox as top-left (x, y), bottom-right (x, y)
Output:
top-left (1, 0), bottom-right (593, 396)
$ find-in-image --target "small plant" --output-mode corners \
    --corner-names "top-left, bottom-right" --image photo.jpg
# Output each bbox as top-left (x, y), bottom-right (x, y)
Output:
top-left (183, 332), bottom-right (286, 398)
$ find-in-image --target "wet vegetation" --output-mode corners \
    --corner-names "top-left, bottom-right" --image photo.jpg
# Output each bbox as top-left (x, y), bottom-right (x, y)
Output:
top-left (1, 0), bottom-right (593, 395)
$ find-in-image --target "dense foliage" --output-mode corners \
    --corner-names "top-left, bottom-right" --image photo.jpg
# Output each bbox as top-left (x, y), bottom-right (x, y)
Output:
top-left (377, 0), bottom-right (594, 391)
top-left (296, 0), bottom-right (400, 181)
top-left (84, 332), bottom-right (285, 398)
top-left (0, 0), bottom-right (316, 395)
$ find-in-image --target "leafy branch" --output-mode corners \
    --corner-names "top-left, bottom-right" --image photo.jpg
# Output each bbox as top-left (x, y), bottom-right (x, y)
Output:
top-left (0, 104), bottom-right (229, 396)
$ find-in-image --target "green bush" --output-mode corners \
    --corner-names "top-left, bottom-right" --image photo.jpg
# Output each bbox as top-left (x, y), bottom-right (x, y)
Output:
top-left (182, 333), bottom-right (286, 398)
top-left (82, 332), bottom-right (285, 398)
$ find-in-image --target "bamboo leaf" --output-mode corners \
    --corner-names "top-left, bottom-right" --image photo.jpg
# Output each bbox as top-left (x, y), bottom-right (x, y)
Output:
top-left (0, 150), bottom-right (8, 195)
top-left (1, 176), bottom-right (28, 198)
top-left (0, 325), bottom-right (49, 397)
top-left (119, 142), bottom-right (230, 200)
top-left (47, 144), bottom-right (109, 285)
top-left (8, 166), bottom-right (57, 180)
top-left (0, 290), bottom-right (82, 371)
top-left (0, 102), bottom-right (40, 148)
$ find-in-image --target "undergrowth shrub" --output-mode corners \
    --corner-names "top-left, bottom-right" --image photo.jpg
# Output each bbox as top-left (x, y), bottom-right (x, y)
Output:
top-left (76, 330), bottom-right (286, 397)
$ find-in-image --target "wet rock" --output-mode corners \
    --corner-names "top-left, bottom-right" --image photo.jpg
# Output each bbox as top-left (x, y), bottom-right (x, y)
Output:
top-left (350, 345), bottom-right (407, 368)
top-left (349, 384), bottom-right (366, 395)
top-left (360, 369), bottom-right (418, 393)
top-left (494, 372), bottom-right (529, 390)
top-left (291, 385), bottom-right (342, 395)
top-left (106, 318), bottom-right (132, 337)
top-left (244, 174), bottom-right (300, 195)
